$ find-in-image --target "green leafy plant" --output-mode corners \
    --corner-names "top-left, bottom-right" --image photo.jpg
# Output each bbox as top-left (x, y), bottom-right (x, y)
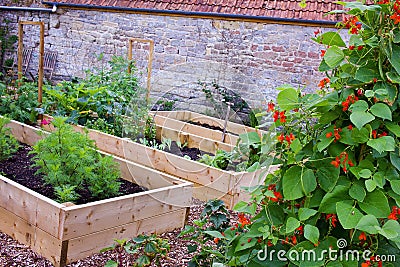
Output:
top-left (189, 1), bottom-right (400, 266)
top-left (198, 150), bottom-right (231, 170)
top-left (0, 79), bottom-right (40, 124)
top-left (139, 137), bottom-right (172, 151)
top-left (54, 185), bottom-right (79, 203)
top-left (85, 117), bottom-right (123, 137)
top-left (176, 140), bottom-right (188, 149)
top-left (102, 234), bottom-right (170, 267)
top-left (0, 116), bottom-right (19, 161)
top-left (231, 131), bottom-right (274, 172)
top-left (30, 117), bottom-right (121, 203)
top-left (155, 99), bottom-right (175, 111)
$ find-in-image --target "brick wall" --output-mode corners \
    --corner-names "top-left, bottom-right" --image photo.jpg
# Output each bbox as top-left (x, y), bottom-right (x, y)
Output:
top-left (1, 9), bottom-right (332, 116)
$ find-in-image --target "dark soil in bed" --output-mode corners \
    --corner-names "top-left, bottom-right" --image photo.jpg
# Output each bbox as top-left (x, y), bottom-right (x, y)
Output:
top-left (185, 120), bottom-right (225, 132)
top-left (166, 140), bottom-right (204, 161)
top-left (0, 143), bottom-right (147, 205)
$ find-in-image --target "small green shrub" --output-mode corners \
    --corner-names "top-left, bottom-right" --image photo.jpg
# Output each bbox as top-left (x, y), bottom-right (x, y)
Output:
top-left (54, 185), bottom-right (79, 203)
top-left (30, 117), bottom-right (121, 203)
top-left (0, 116), bottom-right (19, 160)
top-left (179, 199), bottom-right (231, 266)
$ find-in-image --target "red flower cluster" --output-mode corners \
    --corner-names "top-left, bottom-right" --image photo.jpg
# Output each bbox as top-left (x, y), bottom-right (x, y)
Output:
top-left (331, 151), bottom-right (354, 173)
top-left (267, 183), bottom-right (283, 203)
top-left (378, 0), bottom-right (389, 4)
top-left (277, 132), bottom-right (296, 145)
top-left (320, 50), bottom-right (326, 57)
top-left (391, 0), bottom-right (400, 24)
top-left (314, 29), bottom-right (320, 36)
top-left (388, 206), bottom-right (400, 220)
top-left (237, 213), bottom-right (251, 228)
top-left (371, 130), bottom-right (388, 139)
top-left (325, 214), bottom-right (338, 228)
top-left (270, 191), bottom-right (283, 202)
top-left (342, 94), bottom-right (359, 111)
top-left (281, 235), bottom-right (298, 245)
top-left (326, 126), bottom-right (342, 142)
top-left (343, 16), bottom-right (362, 34)
top-left (318, 77), bottom-right (330, 89)
top-left (273, 110), bottom-right (286, 123)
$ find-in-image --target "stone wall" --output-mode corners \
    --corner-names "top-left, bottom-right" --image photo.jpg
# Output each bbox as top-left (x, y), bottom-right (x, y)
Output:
top-left (1, 8), bottom-right (331, 118)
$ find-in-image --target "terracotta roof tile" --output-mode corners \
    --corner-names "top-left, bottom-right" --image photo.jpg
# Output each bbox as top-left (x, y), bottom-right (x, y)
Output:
top-left (49, 0), bottom-right (346, 22)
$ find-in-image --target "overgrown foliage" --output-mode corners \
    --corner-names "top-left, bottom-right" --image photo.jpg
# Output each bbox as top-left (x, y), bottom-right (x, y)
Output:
top-left (0, 79), bottom-right (40, 124)
top-left (30, 117), bottom-right (121, 203)
top-left (44, 55), bottom-right (152, 140)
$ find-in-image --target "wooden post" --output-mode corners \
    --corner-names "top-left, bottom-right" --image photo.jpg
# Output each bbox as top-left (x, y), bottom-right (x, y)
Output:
top-left (17, 22), bottom-right (23, 81)
top-left (38, 22), bottom-right (44, 108)
top-left (127, 38), bottom-right (154, 103)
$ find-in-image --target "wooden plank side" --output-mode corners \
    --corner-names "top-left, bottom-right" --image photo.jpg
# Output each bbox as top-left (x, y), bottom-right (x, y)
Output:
top-left (121, 139), bottom-right (234, 193)
top-left (152, 110), bottom-right (189, 121)
top-left (232, 164), bottom-right (279, 194)
top-left (66, 208), bottom-right (187, 264)
top-left (6, 119), bottom-right (48, 145)
top-left (153, 111), bottom-right (268, 137)
top-left (61, 184), bottom-right (192, 240)
top-left (153, 113), bottom-right (239, 145)
top-left (156, 125), bottom-right (234, 153)
top-left (0, 175), bottom-right (63, 238)
top-left (191, 182), bottom-right (235, 208)
top-left (0, 206), bottom-right (64, 267)
top-left (108, 150), bottom-right (190, 190)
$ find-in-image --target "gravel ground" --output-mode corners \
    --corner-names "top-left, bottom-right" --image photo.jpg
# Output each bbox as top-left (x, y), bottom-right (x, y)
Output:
top-left (0, 199), bottom-right (211, 267)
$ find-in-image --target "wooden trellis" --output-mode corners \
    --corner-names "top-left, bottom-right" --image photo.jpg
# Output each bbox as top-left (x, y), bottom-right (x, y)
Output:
top-left (18, 21), bottom-right (45, 108)
top-left (127, 38), bottom-right (154, 102)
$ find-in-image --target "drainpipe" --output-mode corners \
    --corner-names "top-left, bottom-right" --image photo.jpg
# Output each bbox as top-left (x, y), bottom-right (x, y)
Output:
top-left (0, 5), bottom-right (57, 13)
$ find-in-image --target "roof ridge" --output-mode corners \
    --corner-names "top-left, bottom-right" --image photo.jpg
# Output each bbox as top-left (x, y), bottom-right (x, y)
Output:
top-left (43, 0), bottom-right (346, 22)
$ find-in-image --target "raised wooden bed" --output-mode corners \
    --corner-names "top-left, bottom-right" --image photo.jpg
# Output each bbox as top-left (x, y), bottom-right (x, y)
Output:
top-left (1, 119), bottom-right (193, 267)
top-left (42, 116), bottom-right (275, 209)
top-left (151, 110), bottom-right (267, 145)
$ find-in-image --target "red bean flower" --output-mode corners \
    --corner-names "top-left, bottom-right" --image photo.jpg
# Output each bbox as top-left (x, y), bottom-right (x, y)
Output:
top-left (318, 77), bottom-right (330, 89)
top-left (267, 101), bottom-right (275, 112)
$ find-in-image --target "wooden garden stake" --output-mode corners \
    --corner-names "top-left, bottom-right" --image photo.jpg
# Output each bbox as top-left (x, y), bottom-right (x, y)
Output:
top-left (222, 102), bottom-right (232, 142)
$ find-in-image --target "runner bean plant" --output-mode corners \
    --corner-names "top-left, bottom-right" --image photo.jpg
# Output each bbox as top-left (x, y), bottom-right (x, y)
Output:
top-left (190, 1), bottom-right (400, 266)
